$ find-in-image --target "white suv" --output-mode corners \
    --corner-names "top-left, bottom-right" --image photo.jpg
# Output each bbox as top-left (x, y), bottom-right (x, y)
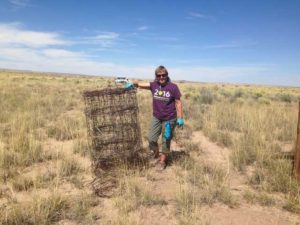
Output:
top-left (115, 77), bottom-right (129, 84)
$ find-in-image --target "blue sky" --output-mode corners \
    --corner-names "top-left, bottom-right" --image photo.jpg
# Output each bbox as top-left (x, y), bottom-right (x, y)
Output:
top-left (0, 0), bottom-right (299, 86)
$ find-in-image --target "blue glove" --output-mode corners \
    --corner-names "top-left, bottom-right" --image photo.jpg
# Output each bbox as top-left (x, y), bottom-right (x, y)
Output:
top-left (177, 118), bottom-right (184, 127)
top-left (124, 82), bottom-right (134, 89)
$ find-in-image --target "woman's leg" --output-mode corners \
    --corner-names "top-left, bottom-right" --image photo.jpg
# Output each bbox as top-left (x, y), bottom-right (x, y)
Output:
top-left (161, 118), bottom-right (177, 155)
top-left (148, 117), bottom-right (162, 158)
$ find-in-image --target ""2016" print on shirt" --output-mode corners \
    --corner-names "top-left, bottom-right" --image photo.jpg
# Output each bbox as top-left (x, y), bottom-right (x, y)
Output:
top-left (154, 89), bottom-right (170, 98)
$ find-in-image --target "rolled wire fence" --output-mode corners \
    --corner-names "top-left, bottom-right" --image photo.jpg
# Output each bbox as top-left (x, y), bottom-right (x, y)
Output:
top-left (83, 87), bottom-right (143, 196)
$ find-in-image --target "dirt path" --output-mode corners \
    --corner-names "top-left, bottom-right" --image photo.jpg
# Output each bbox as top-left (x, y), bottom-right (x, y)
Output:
top-left (192, 131), bottom-right (247, 196)
top-left (190, 131), bottom-right (299, 225)
top-left (137, 167), bottom-right (178, 225)
top-left (95, 131), bottom-right (299, 225)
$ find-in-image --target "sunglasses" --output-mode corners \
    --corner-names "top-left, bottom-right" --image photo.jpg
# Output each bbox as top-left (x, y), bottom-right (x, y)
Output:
top-left (156, 74), bottom-right (167, 78)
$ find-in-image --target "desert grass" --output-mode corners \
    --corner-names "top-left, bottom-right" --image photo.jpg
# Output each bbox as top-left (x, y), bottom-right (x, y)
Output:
top-left (0, 190), bottom-right (98, 225)
top-left (114, 169), bottom-right (167, 211)
top-left (174, 155), bottom-right (232, 225)
top-left (175, 156), bottom-right (237, 208)
top-left (0, 72), bottom-right (103, 224)
top-left (243, 189), bottom-right (276, 206)
top-left (1, 71), bottom-right (300, 225)
top-left (181, 83), bottom-right (300, 212)
top-left (175, 179), bottom-right (203, 225)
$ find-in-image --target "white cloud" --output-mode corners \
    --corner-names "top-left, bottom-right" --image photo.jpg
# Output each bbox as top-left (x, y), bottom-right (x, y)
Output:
top-left (0, 44), bottom-right (271, 82)
top-left (203, 39), bottom-right (257, 49)
top-left (93, 32), bottom-right (119, 40)
top-left (1, 45), bottom-right (295, 86)
top-left (80, 32), bottom-right (120, 47)
top-left (0, 45), bottom-right (150, 77)
top-left (170, 66), bottom-right (269, 81)
top-left (0, 46), bottom-right (42, 62)
top-left (0, 23), bottom-right (125, 75)
top-left (0, 23), bottom-right (296, 86)
top-left (204, 43), bottom-right (241, 49)
top-left (41, 49), bottom-right (84, 59)
top-left (137, 26), bottom-right (148, 31)
top-left (189, 12), bottom-right (206, 18)
top-left (9, 0), bottom-right (31, 7)
top-left (0, 23), bottom-right (273, 83)
top-left (8, 0), bottom-right (34, 10)
top-left (187, 12), bottom-right (215, 21)
top-left (0, 23), bottom-right (68, 48)
top-left (0, 46), bottom-right (112, 73)
top-left (139, 35), bottom-right (179, 42)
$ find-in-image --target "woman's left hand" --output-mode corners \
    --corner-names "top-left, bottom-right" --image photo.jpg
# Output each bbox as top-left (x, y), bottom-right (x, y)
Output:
top-left (177, 118), bottom-right (184, 127)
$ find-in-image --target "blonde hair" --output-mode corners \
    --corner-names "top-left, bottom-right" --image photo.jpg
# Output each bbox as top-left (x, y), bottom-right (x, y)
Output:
top-left (155, 65), bottom-right (168, 76)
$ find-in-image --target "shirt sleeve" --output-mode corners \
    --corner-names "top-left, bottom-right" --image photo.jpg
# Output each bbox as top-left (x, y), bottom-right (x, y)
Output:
top-left (173, 84), bottom-right (181, 100)
top-left (150, 82), bottom-right (154, 92)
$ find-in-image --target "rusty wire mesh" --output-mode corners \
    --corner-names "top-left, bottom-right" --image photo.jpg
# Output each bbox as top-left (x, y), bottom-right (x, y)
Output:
top-left (83, 87), bottom-right (142, 196)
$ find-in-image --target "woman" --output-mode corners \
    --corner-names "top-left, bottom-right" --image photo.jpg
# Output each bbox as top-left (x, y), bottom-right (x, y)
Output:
top-left (132, 65), bottom-right (184, 170)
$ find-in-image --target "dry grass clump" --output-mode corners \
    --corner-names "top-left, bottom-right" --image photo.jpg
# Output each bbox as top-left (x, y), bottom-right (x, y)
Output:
top-left (180, 140), bottom-right (201, 152)
top-left (176, 182), bottom-right (209, 225)
top-left (1, 193), bottom-right (69, 225)
top-left (99, 168), bottom-right (167, 224)
top-left (206, 129), bottom-right (233, 147)
top-left (243, 189), bottom-right (276, 206)
top-left (11, 175), bottom-right (35, 192)
top-left (175, 156), bottom-right (237, 208)
top-left (193, 164), bottom-right (236, 207)
top-left (73, 138), bottom-right (90, 156)
top-left (46, 110), bottom-right (85, 141)
top-left (0, 192), bottom-right (98, 225)
top-left (248, 159), bottom-right (300, 213)
top-left (175, 157), bottom-right (225, 225)
top-left (114, 170), bottom-right (166, 213)
top-left (283, 196), bottom-right (300, 214)
top-left (0, 124), bottom-right (44, 182)
top-left (196, 87), bottom-right (215, 104)
top-left (274, 93), bottom-right (295, 103)
top-left (58, 156), bottom-right (83, 178)
top-left (102, 215), bottom-right (138, 225)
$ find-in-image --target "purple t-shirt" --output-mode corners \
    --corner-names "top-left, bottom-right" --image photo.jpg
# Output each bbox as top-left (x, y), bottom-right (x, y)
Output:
top-left (150, 81), bottom-right (181, 121)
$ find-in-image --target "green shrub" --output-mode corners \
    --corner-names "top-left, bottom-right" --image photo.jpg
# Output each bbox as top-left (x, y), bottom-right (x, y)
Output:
top-left (197, 87), bottom-right (214, 104)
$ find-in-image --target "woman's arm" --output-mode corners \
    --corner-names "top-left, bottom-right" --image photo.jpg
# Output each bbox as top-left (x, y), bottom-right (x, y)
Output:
top-left (133, 81), bottom-right (151, 90)
top-left (175, 99), bottom-right (183, 118)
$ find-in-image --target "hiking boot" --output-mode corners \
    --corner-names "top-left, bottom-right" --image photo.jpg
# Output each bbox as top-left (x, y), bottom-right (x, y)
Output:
top-left (156, 154), bottom-right (167, 171)
top-left (155, 160), bottom-right (166, 171)
top-left (148, 150), bottom-right (159, 166)
top-left (147, 151), bottom-right (159, 159)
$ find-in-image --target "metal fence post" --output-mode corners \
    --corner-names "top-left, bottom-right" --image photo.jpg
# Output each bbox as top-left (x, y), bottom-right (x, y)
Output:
top-left (294, 102), bottom-right (300, 181)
